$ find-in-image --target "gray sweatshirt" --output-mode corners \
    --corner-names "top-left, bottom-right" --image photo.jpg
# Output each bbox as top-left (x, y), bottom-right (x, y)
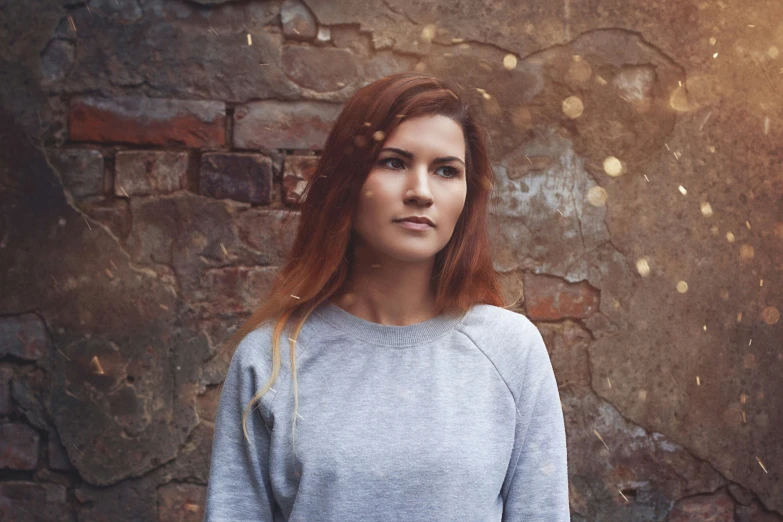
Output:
top-left (203, 300), bottom-right (570, 521)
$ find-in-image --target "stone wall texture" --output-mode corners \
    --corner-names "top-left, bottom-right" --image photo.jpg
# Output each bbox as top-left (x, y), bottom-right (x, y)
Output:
top-left (1, 0), bottom-right (781, 520)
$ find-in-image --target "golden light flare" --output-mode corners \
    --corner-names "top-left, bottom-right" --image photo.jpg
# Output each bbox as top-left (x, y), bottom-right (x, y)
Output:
top-left (635, 258), bottom-right (651, 277)
top-left (247, 33), bottom-right (252, 46)
top-left (726, 231), bottom-right (736, 243)
top-left (567, 56), bottom-right (592, 83)
top-left (696, 376), bottom-right (701, 386)
top-left (638, 389), bottom-right (648, 401)
top-left (678, 185), bottom-right (687, 195)
top-left (503, 54), bottom-right (518, 70)
top-left (757, 457), bottom-right (768, 474)
top-left (414, 61), bottom-right (427, 72)
top-left (586, 186), bottom-right (608, 207)
top-left (602, 156), bottom-right (624, 177)
top-left (676, 281), bottom-right (689, 293)
top-left (739, 244), bottom-right (755, 260)
top-left (420, 24), bottom-right (437, 43)
top-left (90, 355), bottom-right (105, 375)
top-left (669, 85), bottom-right (691, 112)
top-left (761, 306), bottom-right (780, 325)
top-left (475, 87), bottom-right (492, 100)
top-left (700, 202), bottom-right (713, 217)
top-left (592, 429), bottom-right (609, 450)
top-left (372, 130), bottom-right (386, 142)
top-left (562, 96), bottom-right (584, 119)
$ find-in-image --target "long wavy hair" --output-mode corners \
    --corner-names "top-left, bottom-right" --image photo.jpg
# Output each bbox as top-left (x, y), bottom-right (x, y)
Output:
top-left (217, 71), bottom-right (508, 457)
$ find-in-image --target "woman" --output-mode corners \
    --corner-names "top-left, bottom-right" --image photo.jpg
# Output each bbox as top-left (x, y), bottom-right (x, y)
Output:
top-left (203, 72), bottom-right (570, 521)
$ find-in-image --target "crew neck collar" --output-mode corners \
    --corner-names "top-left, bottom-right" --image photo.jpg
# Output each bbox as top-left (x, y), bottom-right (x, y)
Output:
top-left (313, 300), bottom-right (468, 347)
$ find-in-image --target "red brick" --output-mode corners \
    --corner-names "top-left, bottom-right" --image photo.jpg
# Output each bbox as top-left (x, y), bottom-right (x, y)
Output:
top-left (200, 152), bottom-right (273, 205)
top-left (115, 150), bottom-right (190, 196)
top-left (233, 100), bottom-right (340, 150)
top-left (523, 273), bottom-right (599, 320)
top-left (157, 482), bottom-right (206, 522)
top-left (69, 96), bottom-right (225, 148)
top-left (0, 423), bottom-right (40, 470)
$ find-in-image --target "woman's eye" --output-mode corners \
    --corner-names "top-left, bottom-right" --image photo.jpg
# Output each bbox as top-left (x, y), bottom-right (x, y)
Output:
top-left (380, 157), bottom-right (405, 169)
top-left (379, 158), bottom-right (460, 179)
top-left (438, 166), bottom-right (460, 178)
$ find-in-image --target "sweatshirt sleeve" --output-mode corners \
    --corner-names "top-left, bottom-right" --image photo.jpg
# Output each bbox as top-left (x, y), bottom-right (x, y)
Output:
top-left (502, 322), bottom-right (570, 522)
top-left (203, 330), bottom-right (278, 521)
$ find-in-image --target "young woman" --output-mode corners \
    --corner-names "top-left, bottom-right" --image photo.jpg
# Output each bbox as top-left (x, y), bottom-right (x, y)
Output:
top-left (203, 72), bottom-right (570, 521)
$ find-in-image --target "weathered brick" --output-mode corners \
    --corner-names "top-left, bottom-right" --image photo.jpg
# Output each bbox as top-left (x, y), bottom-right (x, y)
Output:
top-left (668, 489), bottom-right (734, 522)
top-left (282, 154), bottom-right (318, 204)
top-left (45, 148), bottom-right (104, 199)
top-left (0, 423), bottom-right (40, 470)
top-left (157, 482), bottom-right (206, 522)
top-left (0, 314), bottom-right (49, 361)
top-left (69, 96), bottom-right (226, 148)
top-left (47, 428), bottom-right (72, 471)
top-left (523, 273), bottom-right (600, 320)
top-left (200, 153), bottom-right (273, 205)
top-left (115, 150), bottom-right (190, 197)
top-left (235, 209), bottom-right (299, 264)
top-left (233, 100), bottom-right (340, 150)
top-left (281, 45), bottom-right (358, 92)
top-left (189, 266), bottom-right (278, 316)
top-left (0, 481), bottom-right (69, 521)
top-left (538, 322), bottom-right (591, 387)
top-left (197, 386), bottom-right (221, 423)
top-left (0, 366), bottom-right (12, 415)
top-left (77, 197), bottom-right (132, 241)
top-left (281, 0), bottom-right (318, 40)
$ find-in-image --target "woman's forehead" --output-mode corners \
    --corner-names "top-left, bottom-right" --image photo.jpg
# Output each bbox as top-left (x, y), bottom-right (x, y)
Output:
top-left (384, 116), bottom-right (465, 159)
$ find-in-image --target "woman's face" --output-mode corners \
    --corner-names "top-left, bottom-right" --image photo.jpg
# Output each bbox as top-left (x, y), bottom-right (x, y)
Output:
top-left (352, 114), bottom-right (468, 264)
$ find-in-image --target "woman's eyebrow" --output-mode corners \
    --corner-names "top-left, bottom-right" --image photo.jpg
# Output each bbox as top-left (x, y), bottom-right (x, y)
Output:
top-left (380, 147), bottom-right (465, 166)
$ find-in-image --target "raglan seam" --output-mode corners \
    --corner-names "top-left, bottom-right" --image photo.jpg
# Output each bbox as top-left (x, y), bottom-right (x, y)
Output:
top-left (454, 314), bottom-right (536, 417)
top-left (455, 315), bottom-right (547, 504)
top-left (502, 369), bottom-right (547, 504)
top-left (242, 325), bottom-right (314, 427)
top-left (266, 327), bottom-right (314, 420)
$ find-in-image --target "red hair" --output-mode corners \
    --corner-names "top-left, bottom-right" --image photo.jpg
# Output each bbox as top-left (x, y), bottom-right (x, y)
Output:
top-left (217, 71), bottom-right (508, 455)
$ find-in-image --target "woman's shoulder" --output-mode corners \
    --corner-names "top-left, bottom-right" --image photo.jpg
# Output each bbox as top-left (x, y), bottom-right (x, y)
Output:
top-left (459, 304), bottom-right (548, 392)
